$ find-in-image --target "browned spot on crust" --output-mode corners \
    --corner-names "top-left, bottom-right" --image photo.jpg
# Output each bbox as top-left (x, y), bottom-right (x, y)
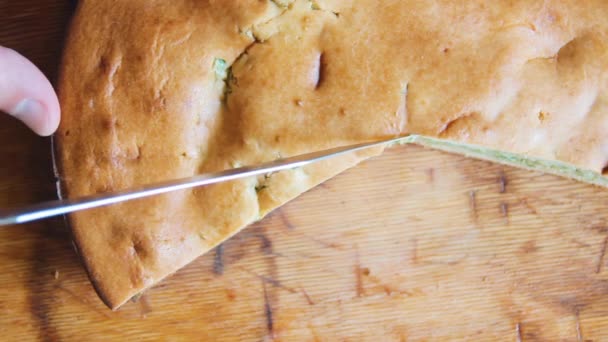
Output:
top-left (129, 262), bottom-right (145, 289)
top-left (133, 145), bottom-right (142, 160)
top-left (101, 117), bottom-right (116, 130)
top-left (153, 95), bottom-right (167, 110)
top-left (98, 55), bottom-right (109, 73)
top-left (439, 112), bottom-right (479, 137)
top-left (95, 183), bottom-right (110, 194)
top-left (126, 234), bottom-right (151, 288)
top-left (132, 238), bottom-right (149, 260)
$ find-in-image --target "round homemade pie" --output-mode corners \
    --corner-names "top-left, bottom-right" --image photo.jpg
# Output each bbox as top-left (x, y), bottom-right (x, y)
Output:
top-left (56, 0), bottom-right (608, 309)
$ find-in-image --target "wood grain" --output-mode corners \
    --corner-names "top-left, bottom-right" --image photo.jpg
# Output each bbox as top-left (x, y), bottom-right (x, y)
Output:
top-left (1, 1), bottom-right (608, 341)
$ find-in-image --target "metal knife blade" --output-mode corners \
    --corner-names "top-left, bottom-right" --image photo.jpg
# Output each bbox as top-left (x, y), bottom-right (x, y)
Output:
top-left (0, 136), bottom-right (406, 226)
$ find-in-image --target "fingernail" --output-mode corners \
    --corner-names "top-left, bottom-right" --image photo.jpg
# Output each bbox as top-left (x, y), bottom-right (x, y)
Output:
top-left (10, 99), bottom-right (47, 134)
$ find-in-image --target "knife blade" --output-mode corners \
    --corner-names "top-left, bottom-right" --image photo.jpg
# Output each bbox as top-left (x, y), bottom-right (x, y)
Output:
top-left (0, 136), bottom-right (406, 226)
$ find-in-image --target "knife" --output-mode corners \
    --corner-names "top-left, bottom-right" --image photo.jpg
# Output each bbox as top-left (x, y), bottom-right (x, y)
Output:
top-left (0, 136), bottom-right (405, 226)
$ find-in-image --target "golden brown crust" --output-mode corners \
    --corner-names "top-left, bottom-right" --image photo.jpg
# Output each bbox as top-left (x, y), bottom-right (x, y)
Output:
top-left (58, 0), bottom-right (608, 308)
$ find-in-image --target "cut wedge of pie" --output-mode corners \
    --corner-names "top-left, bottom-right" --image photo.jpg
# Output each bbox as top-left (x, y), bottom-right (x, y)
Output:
top-left (56, 0), bottom-right (608, 309)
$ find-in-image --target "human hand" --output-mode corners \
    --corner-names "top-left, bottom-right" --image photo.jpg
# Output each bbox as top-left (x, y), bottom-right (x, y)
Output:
top-left (0, 46), bottom-right (60, 136)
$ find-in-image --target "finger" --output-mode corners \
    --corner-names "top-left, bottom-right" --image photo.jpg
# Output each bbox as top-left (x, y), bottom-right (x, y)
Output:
top-left (0, 46), bottom-right (60, 136)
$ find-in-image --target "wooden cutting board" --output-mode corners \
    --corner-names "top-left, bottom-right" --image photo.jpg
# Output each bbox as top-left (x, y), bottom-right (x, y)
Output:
top-left (2, 2), bottom-right (608, 341)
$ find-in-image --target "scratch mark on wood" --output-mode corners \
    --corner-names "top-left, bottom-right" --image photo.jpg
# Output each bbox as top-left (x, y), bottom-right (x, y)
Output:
top-left (500, 202), bottom-right (509, 224)
top-left (213, 244), bottom-right (225, 275)
top-left (257, 232), bottom-right (273, 255)
top-left (520, 240), bottom-right (537, 254)
top-left (308, 323), bottom-right (322, 341)
top-left (138, 294), bottom-right (153, 318)
top-left (261, 224), bottom-right (278, 340)
top-left (421, 255), bottom-right (468, 266)
top-left (409, 216), bottom-right (423, 222)
top-left (278, 209), bottom-right (296, 230)
top-left (54, 284), bottom-right (112, 318)
top-left (560, 299), bottom-right (588, 315)
top-left (28, 228), bottom-right (62, 342)
top-left (263, 281), bottom-right (275, 339)
top-left (263, 276), bottom-right (297, 294)
top-left (411, 238), bottom-right (418, 264)
top-left (383, 285), bottom-right (393, 295)
top-left (131, 292), bottom-right (143, 302)
top-left (318, 182), bottom-right (332, 190)
top-left (575, 310), bottom-right (583, 342)
top-left (596, 236), bottom-right (608, 273)
top-left (239, 267), bottom-right (298, 294)
top-left (307, 235), bottom-right (343, 250)
top-left (426, 168), bottom-right (435, 183)
top-left (498, 171), bottom-right (507, 193)
top-left (587, 223), bottom-right (608, 234)
top-left (570, 239), bottom-right (591, 248)
top-left (301, 288), bottom-right (315, 305)
top-left (469, 190), bottom-right (478, 223)
top-left (519, 198), bottom-right (538, 215)
top-left (516, 322), bottom-right (523, 342)
top-left (309, 236), bottom-right (342, 250)
top-left (365, 273), bottom-right (417, 297)
top-left (355, 247), bottom-right (364, 297)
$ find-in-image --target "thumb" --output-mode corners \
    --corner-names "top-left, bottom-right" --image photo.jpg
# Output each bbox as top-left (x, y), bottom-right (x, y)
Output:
top-left (0, 46), bottom-right (60, 136)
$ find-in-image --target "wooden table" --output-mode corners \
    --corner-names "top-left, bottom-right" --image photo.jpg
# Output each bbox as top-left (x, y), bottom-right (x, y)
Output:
top-left (2, 2), bottom-right (608, 340)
